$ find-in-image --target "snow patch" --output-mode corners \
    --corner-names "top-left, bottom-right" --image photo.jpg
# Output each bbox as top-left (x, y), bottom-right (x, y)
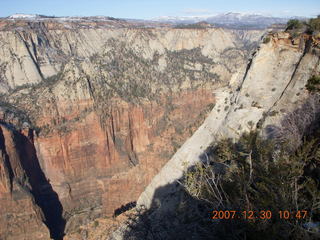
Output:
top-left (8, 14), bottom-right (39, 19)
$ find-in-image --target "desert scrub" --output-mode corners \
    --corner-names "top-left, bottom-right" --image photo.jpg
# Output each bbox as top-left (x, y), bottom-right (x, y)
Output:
top-left (309, 16), bottom-right (320, 33)
top-left (286, 16), bottom-right (320, 35)
top-left (286, 19), bottom-right (303, 31)
top-left (182, 131), bottom-right (320, 239)
top-left (174, 22), bottom-right (211, 29)
top-left (123, 132), bottom-right (320, 240)
top-left (121, 129), bottom-right (320, 239)
top-left (263, 36), bottom-right (271, 44)
top-left (306, 75), bottom-right (320, 93)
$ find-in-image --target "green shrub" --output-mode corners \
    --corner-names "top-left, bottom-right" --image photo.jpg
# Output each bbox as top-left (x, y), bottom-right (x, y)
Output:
top-left (306, 75), bottom-right (320, 92)
top-left (263, 37), bottom-right (271, 44)
top-left (94, 220), bottom-right (99, 228)
top-left (183, 131), bottom-right (320, 239)
top-left (122, 129), bottom-right (320, 239)
top-left (286, 16), bottom-right (320, 35)
top-left (286, 19), bottom-right (303, 30)
top-left (309, 16), bottom-right (320, 32)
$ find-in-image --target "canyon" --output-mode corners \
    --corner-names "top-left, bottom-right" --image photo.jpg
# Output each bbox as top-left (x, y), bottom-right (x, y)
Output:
top-left (112, 29), bottom-right (320, 240)
top-left (2, 15), bottom-right (319, 239)
top-left (0, 18), bottom-right (263, 239)
top-left (137, 31), bottom-right (320, 211)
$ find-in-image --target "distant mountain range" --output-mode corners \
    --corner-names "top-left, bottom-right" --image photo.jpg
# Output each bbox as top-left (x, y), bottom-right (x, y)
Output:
top-left (152, 12), bottom-right (303, 29)
top-left (6, 14), bottom-right (118, 21)
top-left (5, 12), bottom-right (305, 29)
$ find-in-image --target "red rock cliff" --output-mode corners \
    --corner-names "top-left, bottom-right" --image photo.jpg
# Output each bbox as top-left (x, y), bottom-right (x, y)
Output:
top-left (0, 19), bottom-right (262, 238)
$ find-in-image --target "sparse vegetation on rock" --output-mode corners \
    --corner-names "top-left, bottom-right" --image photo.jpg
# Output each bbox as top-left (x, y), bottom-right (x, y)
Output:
top-left (286, 19), bottom-right (303, 31)
top-left (174, 21), bottom-right (212, 29)
top-left (286, 16), bottom-right (320, 37)
top-left (122, 130), bottom-right (320, 240)
top-left (306, 75), bottom-right (320, 92)
top-left (263, 36), bottom-right (271, 44)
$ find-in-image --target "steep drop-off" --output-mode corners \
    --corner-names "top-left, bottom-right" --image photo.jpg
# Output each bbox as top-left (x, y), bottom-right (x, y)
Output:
top-left (0, 124), bottom-right (52, 239)
top-left (0, 19), bottom-right (263, 239)
top-left (137, 32), bottom-right (320, 212)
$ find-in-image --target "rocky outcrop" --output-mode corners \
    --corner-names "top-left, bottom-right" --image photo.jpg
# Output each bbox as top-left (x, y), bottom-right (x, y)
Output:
top-left (137, 33), bottom-right (320, 211)
top-left (0, 19), bottom-right (263, 239)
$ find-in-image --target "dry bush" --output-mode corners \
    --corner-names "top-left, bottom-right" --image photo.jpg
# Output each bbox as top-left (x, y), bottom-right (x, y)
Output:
top-left (182, 131), bottom-right (320, 239)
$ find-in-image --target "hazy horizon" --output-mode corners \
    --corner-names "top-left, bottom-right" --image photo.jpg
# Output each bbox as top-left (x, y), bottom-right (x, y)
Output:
top-left (1, 0), bottom-right (319, 20)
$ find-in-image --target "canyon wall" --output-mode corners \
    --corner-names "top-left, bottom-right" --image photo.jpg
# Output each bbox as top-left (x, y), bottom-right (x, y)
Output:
top-left (0, 124), bottom-right (51, 240)
top-left (137, 32), bottom-right (320, 213)
top-left (0, 20), bottom-right (263, 239)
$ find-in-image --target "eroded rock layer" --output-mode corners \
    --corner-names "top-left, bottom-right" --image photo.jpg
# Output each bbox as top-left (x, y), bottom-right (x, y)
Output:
top-left (0, 19), bottom-right (262, 239)
top-left (0, 124), bottom-right (51, 239)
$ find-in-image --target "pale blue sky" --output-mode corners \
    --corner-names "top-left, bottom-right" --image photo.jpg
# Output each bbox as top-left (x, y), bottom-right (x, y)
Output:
top-left (1, 0), bottom-right (319, 19)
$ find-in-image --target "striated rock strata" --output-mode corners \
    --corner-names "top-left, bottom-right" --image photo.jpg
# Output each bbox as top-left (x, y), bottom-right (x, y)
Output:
top-left (0, 19), bottom-right (263, 239)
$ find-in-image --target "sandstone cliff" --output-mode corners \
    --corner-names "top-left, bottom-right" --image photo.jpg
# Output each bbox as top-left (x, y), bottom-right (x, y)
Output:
top-left (0, 124), bottom-right (51, 239)
top-left (137, 32), bottom-right (320, 212)
top-left (0, 19), bottom-right (262, 239)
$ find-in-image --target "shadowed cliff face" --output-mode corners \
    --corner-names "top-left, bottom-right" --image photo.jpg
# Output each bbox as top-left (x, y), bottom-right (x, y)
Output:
top-left (0, 20), bottom-right (263, 238)
top-left (15, 129), bottom-right (66, 239)
top-left (0, 123), bottom-right (62, 240)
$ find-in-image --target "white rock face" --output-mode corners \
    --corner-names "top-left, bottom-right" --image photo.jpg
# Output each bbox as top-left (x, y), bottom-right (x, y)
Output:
top-left (137, 34), bottom-right (320, 209)
top-left (0, 27), bottom-right (263, 93)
